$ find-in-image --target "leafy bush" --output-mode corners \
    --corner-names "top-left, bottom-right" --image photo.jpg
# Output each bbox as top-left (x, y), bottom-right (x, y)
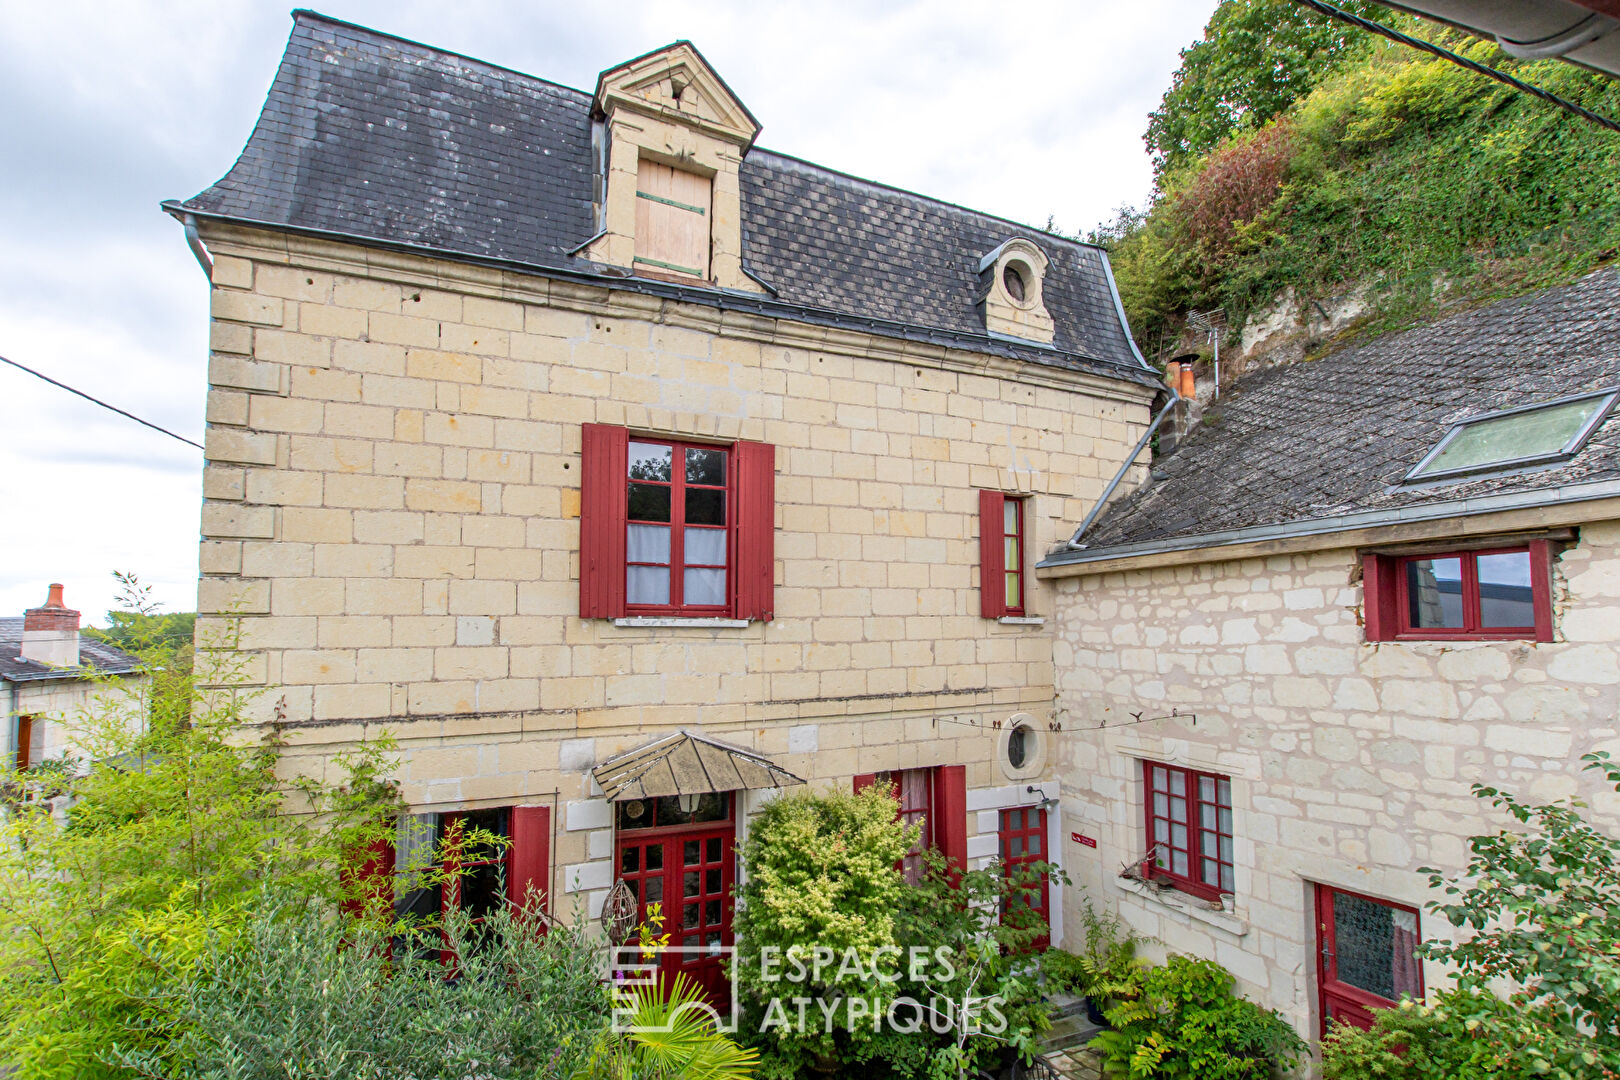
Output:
top-left (1090, 954), bottom-right (1303, 1080)
top-left (1042, 898), bottom-right (1145, 1005)
top-left (110, 895), bottom-right (606, 1080)
top-left (1322, 990), bottom-right (1616, 1080)
top-left (733, 784), bottom-right (1063, 1079)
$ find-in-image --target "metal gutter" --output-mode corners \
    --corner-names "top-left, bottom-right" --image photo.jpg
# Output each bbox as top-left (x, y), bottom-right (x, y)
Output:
top-left (1038, 475), bottom-right (1620, 570)
top-left (162, 202), bottom-right (1163, 394)
top-left (182, 214), bottom-right (213, 281)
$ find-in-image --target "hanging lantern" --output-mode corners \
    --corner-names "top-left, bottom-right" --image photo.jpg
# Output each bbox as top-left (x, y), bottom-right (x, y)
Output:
top-left (677, 792), bottom-right (701, 816)
top-left (600, 880), bottom-right (638, 947)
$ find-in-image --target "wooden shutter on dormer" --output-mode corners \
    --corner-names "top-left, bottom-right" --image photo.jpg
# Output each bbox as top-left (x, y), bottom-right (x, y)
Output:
top-left (635, 159), bottom-right (712, 280)
top-left (733, 440), bottom-right (776, 621)
top-left (580, 424), bottom-right (629, 619)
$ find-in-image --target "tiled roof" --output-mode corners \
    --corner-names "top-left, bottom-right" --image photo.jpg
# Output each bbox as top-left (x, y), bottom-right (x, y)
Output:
top-left (1077, 268), bottom-right (1620, 551)
top-left (174, 11), bottom-right (1148, 380)
top-left (0, 619), bottom-right (142, 683)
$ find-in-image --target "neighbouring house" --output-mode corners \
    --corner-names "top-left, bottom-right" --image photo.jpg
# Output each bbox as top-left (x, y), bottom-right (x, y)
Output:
top-left (165, 12), bottom-right (1163, 998)
top-left (1039, 268), bottom-right (1620, 1041)
top-left (3, 584), bottom-right (142, 771)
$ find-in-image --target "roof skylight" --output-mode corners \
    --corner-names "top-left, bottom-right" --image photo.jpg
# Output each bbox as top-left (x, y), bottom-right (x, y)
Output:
top-left (1405, 386), bottom-right (1619, 483)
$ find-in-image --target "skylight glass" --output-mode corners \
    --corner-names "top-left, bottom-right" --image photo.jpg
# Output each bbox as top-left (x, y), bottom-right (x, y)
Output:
top-left (1405, 387), bottom-right (1619, 483)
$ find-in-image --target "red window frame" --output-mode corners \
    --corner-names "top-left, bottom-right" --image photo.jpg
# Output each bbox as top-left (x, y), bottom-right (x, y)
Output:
top-left (1315, 885), bottom-right (1423, 1035)
top-left (14, 714), bottom-right (35, 770)
top-left (1363, 540), bottom-right (1553, 642)
top-left (626, 438), bottom-right (731, 616)
top-left (853, 766), bottom-right (969, 885)
top-left (1142, 761), bottom-right (1233, 902)
top-left (979, 491), bottom-right (1028, 618)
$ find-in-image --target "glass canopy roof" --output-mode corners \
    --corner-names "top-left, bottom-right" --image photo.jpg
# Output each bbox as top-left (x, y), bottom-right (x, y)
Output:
top-left (1406, 387), bottom-right (1618, 483)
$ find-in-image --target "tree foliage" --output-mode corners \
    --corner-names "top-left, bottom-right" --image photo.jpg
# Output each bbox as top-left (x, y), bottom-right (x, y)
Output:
top-left (1106, 15), bottom-right (1620, 360)
top-left (0, 594), bottom-right (397, 1079)
top-left (1145, 0), bottom-right (1386, 176)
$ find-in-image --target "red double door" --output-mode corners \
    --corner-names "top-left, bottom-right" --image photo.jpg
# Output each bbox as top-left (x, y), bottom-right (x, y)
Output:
top-left (616, 822), bottom-right (736, 1007)
top-left (1315, 885), bottom-right (1423, 1034)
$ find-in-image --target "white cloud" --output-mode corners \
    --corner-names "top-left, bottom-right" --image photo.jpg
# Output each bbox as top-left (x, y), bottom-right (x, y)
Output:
top-left (0, 0), bottom-right (1210, 624)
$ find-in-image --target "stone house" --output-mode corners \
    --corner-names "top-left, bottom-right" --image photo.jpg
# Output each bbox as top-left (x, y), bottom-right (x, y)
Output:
top-left (1038, 269), bottom-right (1620, 1041)
top-left (165, 12), bottom-right (1162, 994)
top-left (3, 584), bottom-right (142, 771)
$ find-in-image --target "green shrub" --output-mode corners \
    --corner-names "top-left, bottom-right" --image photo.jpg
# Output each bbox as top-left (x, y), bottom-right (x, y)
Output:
top-left (1322, 990), bottom-right (1616, 1080)
top-left (1090, 954), bottom-right (1303, 1080)
top-left (1042, 899), bottom-right (1145, 1004)
top-left (733, 784), bottom-right (1063, 1079)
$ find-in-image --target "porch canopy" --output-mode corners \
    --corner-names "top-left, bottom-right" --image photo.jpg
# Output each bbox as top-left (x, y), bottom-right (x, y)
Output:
top-left (591, 730), bottom-right (805, 801)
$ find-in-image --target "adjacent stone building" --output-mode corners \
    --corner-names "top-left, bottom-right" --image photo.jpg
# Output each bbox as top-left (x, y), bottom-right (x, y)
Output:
top-left (167, 13), bottom-right (1161, 996)
top-left (3, 584), bottom-right (142, 770)
top-left (1038, 269), bottom-right (1620, 1041)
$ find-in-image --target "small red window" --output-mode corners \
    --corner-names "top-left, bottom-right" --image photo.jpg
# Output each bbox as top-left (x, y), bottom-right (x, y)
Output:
top-left (1363, 541), bottom-right (1553, 642)
top-left (1143, 761), bottom-right (1233, 901)
top-left (979, 491), bottom-right (1027, 618)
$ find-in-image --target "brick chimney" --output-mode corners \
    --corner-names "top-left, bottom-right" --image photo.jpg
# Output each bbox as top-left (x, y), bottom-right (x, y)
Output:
top-left (21, 584), bottom-right (80, 668)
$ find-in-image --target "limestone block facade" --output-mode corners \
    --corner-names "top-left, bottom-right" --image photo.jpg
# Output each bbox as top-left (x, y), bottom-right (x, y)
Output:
top-left (1046, 522), bottom-right (1620, 1040)
top-left (191, 220), bottom-right (1152, 922)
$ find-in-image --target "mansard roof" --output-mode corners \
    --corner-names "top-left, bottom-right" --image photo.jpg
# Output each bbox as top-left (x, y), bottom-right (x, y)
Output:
top-left (168, 11), bottom-right (1152, 385)
top-left (1056, 268), bottom-right (1620, 562)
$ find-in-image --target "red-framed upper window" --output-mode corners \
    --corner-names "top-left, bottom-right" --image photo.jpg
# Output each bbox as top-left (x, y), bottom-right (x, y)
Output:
top-left (627, 439), bottom-right (730, 614)
top-left (579, 424), bottom-right (774, 621)
top-left (1143, 761), bottom-right (1233, 901)
top-left (979, 491), bottom-right (1027, 618)
top-left (1363, 541), bottom-right (1553, 642)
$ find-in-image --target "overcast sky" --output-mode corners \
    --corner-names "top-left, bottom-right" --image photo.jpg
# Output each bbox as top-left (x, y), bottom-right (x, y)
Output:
top-left (0, 0), bottom-right (1212, 625)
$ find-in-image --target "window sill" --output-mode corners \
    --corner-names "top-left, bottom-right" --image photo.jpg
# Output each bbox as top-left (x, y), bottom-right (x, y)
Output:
top-left (612, 617), bottom-right (750, 629)
top-left (997, 616), bottom-right (1045, 626)
top-left (1116, 874), bottom-right (1248, 937)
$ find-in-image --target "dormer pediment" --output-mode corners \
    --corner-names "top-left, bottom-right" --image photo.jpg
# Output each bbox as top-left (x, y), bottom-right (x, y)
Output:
top-left (594, 42), bottom-right (761, 149)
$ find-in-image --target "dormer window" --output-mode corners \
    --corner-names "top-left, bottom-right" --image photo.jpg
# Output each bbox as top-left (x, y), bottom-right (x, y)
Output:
top-left (977, 238), bottom-right (1054, 345)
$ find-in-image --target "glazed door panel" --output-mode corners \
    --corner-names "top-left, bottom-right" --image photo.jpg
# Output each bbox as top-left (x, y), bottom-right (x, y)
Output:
top-left (616, 823), bottom-right (735, 1008)
top-left (1315, 885), bottom-right (1422, 1035)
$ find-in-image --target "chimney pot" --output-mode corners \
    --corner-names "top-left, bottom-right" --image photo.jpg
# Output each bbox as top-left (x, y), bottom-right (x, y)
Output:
top-left (1179, 363), bottom-right (1196, 398)
top-left (21, 584), bottom-right (81, 668)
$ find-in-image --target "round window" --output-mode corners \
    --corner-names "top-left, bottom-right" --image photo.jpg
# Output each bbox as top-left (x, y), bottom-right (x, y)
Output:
top-left (1003, 262), bottom-right (1028, 303)
top-left (1007, 724), bottom-right (1033, 769)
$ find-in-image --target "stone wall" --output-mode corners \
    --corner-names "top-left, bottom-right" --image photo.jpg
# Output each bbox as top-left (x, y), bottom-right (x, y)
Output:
top-left (1048, 521), bottom-right (1620, 1038)
top-left (191, 222), bottom-right (1153, 918)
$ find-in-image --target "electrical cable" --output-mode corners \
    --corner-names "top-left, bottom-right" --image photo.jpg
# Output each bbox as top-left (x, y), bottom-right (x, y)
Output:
top-left (1294, 0), bottom-right (1620, 135)
top-left (0, 353), bottom-right (203, 450)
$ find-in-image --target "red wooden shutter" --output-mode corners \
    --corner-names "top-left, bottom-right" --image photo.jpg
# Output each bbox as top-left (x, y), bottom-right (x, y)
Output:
top-left (980, 490), bottom-right (1007, 618)
top-left (733, 440), bottom-right (776, 621)
top-left (933, 765), bottom-right (968, 885)
top-left (340, 834), bottom-right (395, 921)
top-left (508, 804), bottom-right (552, 917)
top-left (1529, 539), bottom-right (1555, 643)
top-left (853, 773), bottom-right (878, 794)
top-left (1362, 553), bottom-right (1398, 642)
top-left (580, 424), bottom-right (629, 618)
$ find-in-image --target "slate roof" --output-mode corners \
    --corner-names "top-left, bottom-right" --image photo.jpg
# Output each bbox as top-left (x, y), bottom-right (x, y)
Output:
top-left (170, 11), bottom-right (1150, 384)
top-left (0, 619), bottom-right (142, 684)
top-left (1071, 267), bottom-right (1620, 554)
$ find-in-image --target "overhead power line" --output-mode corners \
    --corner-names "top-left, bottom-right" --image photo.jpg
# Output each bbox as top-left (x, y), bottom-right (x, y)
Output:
top-left (1, 353), bottom-right (203, 450)
top-left (1295, 0), bottom-right (1620, 135)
